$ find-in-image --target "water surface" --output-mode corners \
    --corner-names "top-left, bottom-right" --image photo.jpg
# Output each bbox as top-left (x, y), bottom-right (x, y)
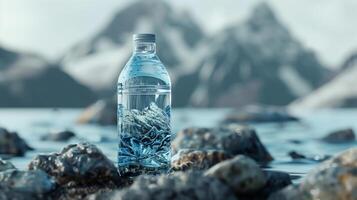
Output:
top-left (0, 108), bottom-right (356, 178)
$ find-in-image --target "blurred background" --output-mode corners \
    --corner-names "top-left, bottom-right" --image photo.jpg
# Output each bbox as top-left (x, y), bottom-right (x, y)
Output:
top-left (0, 0), bottom-right (356, 175)
top-left (1, 0), bottom-right (357, 109)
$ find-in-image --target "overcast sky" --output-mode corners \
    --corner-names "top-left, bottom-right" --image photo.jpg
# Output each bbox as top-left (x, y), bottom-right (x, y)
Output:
top-left (0, 0), bottom-right (356, 68)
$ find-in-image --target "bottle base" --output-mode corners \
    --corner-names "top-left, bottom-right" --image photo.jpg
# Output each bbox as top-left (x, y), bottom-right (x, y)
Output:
top-left (118, 164), bottom-right (170, 177)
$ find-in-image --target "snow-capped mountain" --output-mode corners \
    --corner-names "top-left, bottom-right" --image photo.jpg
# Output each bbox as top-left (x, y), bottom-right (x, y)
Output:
top-left (60, 1), bottom-right (329, 107)
top-left (60, 0), bottom-right (204, 94)
top-left (0, 47), bottom-right (96, 107)
top-left (173, 3), bottom-right (329, 107)
top-left (290, 51), bottom-right (357, 109)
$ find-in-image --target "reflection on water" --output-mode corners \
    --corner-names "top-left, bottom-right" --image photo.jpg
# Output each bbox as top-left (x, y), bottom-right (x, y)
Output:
top-left (0, 108), bottom-right (356, 178)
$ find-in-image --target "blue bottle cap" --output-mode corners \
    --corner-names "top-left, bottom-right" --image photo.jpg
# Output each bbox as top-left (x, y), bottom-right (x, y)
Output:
top-left (133, 33), bottom-right (156, 43)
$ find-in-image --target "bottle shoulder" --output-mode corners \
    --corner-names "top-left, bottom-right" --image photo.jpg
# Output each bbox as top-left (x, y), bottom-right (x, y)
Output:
top-left (118, 54), bottom-right (171, 86)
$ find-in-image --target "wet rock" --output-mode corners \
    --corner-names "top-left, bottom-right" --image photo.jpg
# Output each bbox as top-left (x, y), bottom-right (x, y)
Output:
top-left (0, 184), bottom-right (37, 200)
top-left (0, 169), bottom-right (55, 194)
top-left (237, 170), bottom-right (292, 200)
top-left (221, 107), bottom-right (299, 124)
top-left (77, 98), bottom-right (116, 125)
top-left (28, 143), bottom-right (121, 186)
top-left (269, 184), bottom-right (307, 200)
top-left (88, 171), bottom-right (237, 200)
top-left (0, 127), bottom-right (33, 156)
top-left (41, 130), bottom-right (76, 142)
top-left (270, 148), bottom-right (357, 200)
top-left (288, 151), bottom-right (331, 163)
top-left (172, 125), bottom-right (273, 163)
top-left (321, 128), bottom-right (355, 143)
top-left (288, 151), bottom-right (306, 159)
top-left (51, 185), bottom-right (116, 200)
top-left (0, 159), bottom-right (15, 171)
top-left (171, 149), bottom-right (231, 171)
top-left (287, 139), bottom-right (303, 144)
top-left (205, 155), bottom-right (267, 194)
top-left (261, 171), bottom-right (292, 196)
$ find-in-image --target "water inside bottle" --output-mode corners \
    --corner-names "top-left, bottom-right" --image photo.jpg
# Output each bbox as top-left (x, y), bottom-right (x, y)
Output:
top-left (117, 76), bottom-right (171, 176)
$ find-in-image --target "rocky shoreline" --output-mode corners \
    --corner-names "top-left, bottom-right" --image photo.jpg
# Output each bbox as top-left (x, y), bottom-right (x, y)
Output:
top-left (0, 123), bottom-right (356, 199)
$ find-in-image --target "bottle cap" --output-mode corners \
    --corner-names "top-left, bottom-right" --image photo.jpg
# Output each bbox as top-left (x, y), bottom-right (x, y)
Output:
top-left (133, 33), bottom-right (156, 43)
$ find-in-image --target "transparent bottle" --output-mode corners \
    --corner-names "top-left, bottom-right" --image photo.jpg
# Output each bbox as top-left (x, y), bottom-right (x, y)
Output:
top-left (117, 34), bottom-right (171, 176)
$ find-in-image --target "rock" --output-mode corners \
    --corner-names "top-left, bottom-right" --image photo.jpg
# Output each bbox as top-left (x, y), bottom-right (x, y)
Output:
top-left (0, 159), bottom-right (15, 171)
top-left (221, 107), bottom-right (299, 124)
top-left (171, 149), bottom-right (231, 171)
top-left (288, 151), bottom-right (330, 162)
top-left (40, 130), bottom-right (76, 142)
top-left (205, 155), bottom-right (267, 194)
top-left (288, 151), bottom-right (306, 159)
top-left (0, 127), bottom-right (33, 156)
top-left (77, 98), bottom-right (116, 125)
top-left (237, 170), bottom-right (292, 200)
top-left (270, 148), bottom-right (357, 200)
top-left (88, 171), bottom-right (237, 200)
top-left (0, 169), bottom-right (55, 194)
top-left (50, 185), bottom-right (116, 200)
top-left (172, 125), bottom-right (273, 163)
top-left (0, 184), bottom-right (37, 200)
top-left (287, 139), bottom-right (303, 144)
top-left (28, 143), bottom-right (121, 186)
top-left (269, 185), bottom-right (307, 200)
top-left (321, 128), bottom-right (356, 143)
top-left (261, 171), bottom-right (292, 197)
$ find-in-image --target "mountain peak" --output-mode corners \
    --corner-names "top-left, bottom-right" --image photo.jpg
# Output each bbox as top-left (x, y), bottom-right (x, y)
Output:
top-left (100, 0), bottom-right (172, 42)
top-left (247, 2), bottom-right (280, 28)
top-left (251, 2), bottom-right (276, 20)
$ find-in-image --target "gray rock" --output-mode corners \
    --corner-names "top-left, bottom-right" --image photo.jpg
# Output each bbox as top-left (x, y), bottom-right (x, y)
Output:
top-left (0, 184), bottom-right (37, 200)
top-left (50, 185), bottom-right (116, 200)
top-left (322, 128), bottom-right (356, 143)
top-left (261, 171), bottom-right (292, 197)
top-left (28, 143), bottom-right (121, 186)
top-left (172, 125), bottom-right (273, 163)
top-left (270, 148), bottom-right (357, 200)
top-left (0, 127), bottom-right (33, 156)
top-left (221, 107), bottom-right (299, 124)
top-left (171, 149), bottom-right (231, 171)
top-left (205, 155), bottom-right (267, 194)
top-left (288, 151), bottom-right (331, 163)
top-left (236, 170), bottom-right (292, 200)
top-left (0, 159), bottom-right (16, 172)
top-left (269, 184), bottom-right (308, 200)
top-left (0, 169), bottom-right (55, 194)
top-left (40, 130), bottom-right (76, 142)
top-left (88, 171), bottom-right (237, 200)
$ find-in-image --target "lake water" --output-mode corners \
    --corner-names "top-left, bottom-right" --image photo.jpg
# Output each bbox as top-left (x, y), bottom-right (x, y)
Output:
top-left (0, 108), bottom-right (356, 179)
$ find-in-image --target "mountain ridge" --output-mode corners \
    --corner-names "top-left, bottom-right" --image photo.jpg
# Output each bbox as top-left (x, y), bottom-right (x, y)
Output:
top-left (60, 0), bottom-right (204, 94)
top-left (173, 2), bottom-right (329, 107)
top-left (290, 50), bottom-right (357, 109)
top-left (0, 46), bottom-right (97, 107)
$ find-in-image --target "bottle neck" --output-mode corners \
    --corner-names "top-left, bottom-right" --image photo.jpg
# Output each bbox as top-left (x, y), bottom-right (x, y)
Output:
top-left (134, 42), bottom-right (156, 54)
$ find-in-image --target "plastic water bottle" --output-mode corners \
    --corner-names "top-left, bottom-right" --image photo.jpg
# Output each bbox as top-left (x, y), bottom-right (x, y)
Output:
top-left (117, 34), bottom-right (171, 176)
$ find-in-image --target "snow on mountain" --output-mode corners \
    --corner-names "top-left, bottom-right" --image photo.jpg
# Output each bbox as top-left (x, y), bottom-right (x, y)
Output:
top-left (60, 0), bottom-right (204, 93)
top-left (0, 46), bottom-right (96, 107)
top-left (173, 2), bottom-right (329, 107)
top-left (290, 51), bottom-right (357, 109)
